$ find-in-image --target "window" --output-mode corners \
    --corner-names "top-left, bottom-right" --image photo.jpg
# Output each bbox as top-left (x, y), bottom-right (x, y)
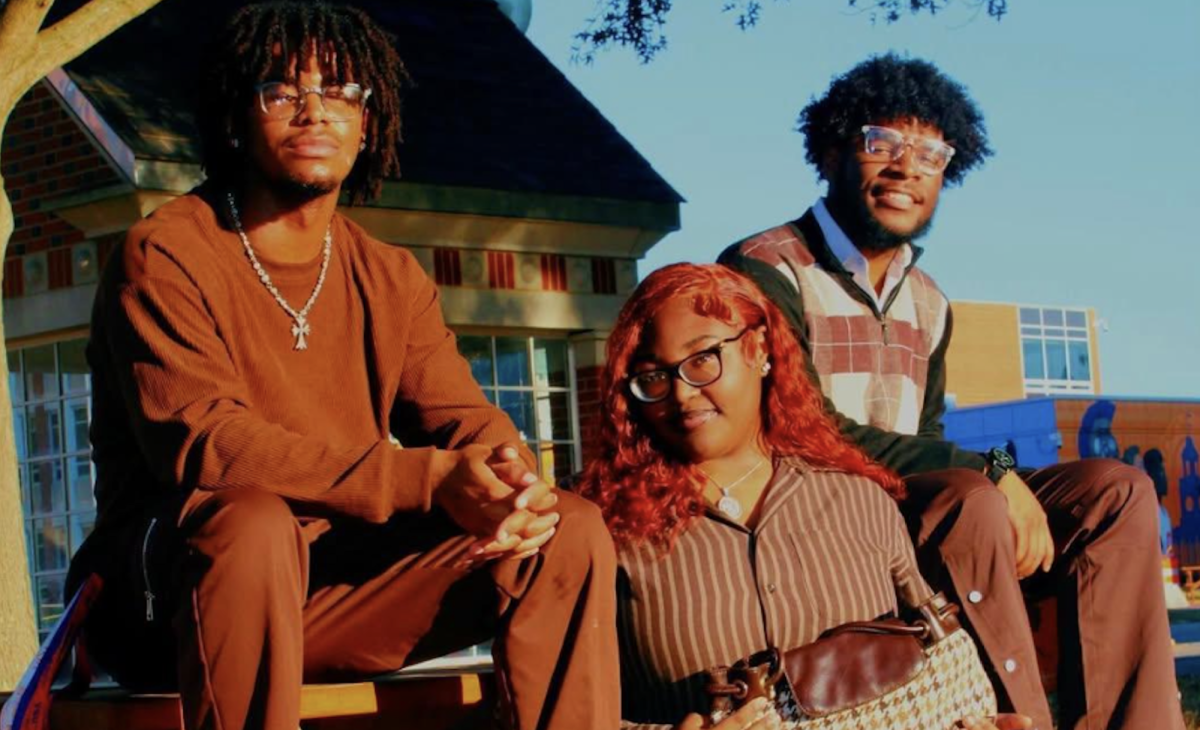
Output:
top-left (401, 334), bottom-right (581, 672)
top-left (1022, 339), bottom-right (1045, 380)
top-left (1018, 307), bottom-right (1095, 397)
top-left (1044, 341), bottom-right (1068, 381)
top-left (9, 339), bottom-right (94, 639)
top-left (1068, 340), bottom-right (1091, 382)
top-left (455, 335), bottom-right (580, 484)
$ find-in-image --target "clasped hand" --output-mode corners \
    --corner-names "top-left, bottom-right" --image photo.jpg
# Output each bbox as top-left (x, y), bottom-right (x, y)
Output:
top-left (432, 442), bottom-right (559, 566)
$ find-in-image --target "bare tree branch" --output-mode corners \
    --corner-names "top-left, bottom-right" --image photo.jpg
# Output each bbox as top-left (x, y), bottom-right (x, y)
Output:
top-left (0, 0), bottom-right (56, 51)
top-left (574, 0), bottom-right (1009, 64)
top-left (30, 0), bottom-right (165, 82)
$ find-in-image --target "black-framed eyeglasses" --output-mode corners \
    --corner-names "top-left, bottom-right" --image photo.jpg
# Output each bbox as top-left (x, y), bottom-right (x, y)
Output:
top-left (255, 82), bottom-right (372, 122)
top-left (627, 329), bottom-right (750, 404)
top-left (860, 125), bottom-right (956, 176)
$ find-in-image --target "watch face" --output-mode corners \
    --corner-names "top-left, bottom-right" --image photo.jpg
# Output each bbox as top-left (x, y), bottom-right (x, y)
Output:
top-left (991, 448), bottom-right (1015, 470)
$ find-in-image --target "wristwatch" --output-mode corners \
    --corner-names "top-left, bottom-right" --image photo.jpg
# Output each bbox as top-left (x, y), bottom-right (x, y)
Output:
top-left (983, 446), bottom-right (1016, 484)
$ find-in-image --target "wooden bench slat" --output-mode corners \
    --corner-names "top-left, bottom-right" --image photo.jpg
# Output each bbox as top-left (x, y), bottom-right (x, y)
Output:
top-left (47, 682), bottom-right (378, 730)
top-left (300, 683), bottom-right (378, 719)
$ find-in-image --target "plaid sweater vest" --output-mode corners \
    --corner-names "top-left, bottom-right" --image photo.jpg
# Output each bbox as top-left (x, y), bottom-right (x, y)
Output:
top-left (738, 223), bottom-right (950, 435)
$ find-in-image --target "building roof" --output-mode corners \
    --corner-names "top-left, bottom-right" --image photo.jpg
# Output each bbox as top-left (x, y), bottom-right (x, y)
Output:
top-left (51, 0), bottom-right (683, 206)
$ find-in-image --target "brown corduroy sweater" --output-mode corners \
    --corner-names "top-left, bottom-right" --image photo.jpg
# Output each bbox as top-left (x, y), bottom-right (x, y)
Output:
top-left (86, 187), bottom-right (521, 535)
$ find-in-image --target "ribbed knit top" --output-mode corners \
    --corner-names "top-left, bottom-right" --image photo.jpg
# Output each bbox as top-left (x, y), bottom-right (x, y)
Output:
top-left (87, 188), bottom-right (519, 533)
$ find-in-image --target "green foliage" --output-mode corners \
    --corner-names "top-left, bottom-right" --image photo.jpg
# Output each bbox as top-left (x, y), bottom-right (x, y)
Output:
top-left (573, 0), bottom-right (1009, 64)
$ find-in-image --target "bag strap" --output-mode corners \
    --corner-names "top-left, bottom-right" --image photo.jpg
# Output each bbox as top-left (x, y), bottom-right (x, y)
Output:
top-left (892, 560), bottom-right (934, 612)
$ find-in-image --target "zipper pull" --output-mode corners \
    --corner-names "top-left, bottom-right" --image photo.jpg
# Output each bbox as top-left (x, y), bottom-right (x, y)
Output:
top-left (881, 319), bottom-right (890, 345)
top-left (145, 590), bottom-right (156, 622)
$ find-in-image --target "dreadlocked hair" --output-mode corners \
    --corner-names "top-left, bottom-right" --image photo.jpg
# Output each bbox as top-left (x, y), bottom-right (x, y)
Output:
top-left (576, 263), bottom-right (904, 550)
top-left (799, 53), bottom-right (992, 187)
top-left (197, 1), bottom-right (411, 205)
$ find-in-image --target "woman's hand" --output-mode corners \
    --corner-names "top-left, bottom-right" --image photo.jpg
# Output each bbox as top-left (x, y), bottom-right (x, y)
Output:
top-left (959, 713), bottom-right (1033, 729)
top-left (674, 698), bottom-right (784, 730)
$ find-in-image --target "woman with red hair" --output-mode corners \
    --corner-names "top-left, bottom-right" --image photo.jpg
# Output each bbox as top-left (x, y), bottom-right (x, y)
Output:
top-left (577, 263), bottom-right (1025, 730)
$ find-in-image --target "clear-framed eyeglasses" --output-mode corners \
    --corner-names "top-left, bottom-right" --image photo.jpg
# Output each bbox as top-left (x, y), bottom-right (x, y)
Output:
top-left (256, 82), bottom-right (372, 122)
top-left (860, 125), bottom-right (956, 176)
top-left (627, 329), bottom-right (751, 404)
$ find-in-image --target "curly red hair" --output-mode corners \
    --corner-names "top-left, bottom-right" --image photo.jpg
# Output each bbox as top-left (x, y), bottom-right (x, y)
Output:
top-left (577, 263), bottom-right (904, 547)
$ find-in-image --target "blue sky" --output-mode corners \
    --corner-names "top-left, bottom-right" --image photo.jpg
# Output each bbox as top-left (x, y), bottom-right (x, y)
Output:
top-left (526, 0), bottom-right (1200, 399)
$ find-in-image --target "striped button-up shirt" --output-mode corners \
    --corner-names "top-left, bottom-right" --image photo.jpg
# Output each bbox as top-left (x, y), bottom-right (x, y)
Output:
top-left (618, 458), bottom-right (931, 729)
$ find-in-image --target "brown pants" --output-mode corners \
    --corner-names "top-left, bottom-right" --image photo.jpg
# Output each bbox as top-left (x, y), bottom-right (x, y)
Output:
top-left (903, 458), bottom-right (1183, 730)
top-left (77, 489), bottom-right (620, 730)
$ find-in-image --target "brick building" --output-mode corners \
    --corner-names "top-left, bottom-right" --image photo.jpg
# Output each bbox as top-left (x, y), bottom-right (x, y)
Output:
top-left (3, 0), bottom-right (680, 637)
top-left (945, 300), bottom-right (1104, 407)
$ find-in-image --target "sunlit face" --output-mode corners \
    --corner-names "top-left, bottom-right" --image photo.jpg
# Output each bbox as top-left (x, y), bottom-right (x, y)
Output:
top-left (243, 52), bottom-right (367, 198)
top-left (825, 118), bottom-right (947, 251)
top-left (631, 298), bottom-right (767, 464)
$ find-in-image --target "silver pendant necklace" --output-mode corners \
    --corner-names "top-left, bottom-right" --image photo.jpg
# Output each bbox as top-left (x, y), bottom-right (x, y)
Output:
top-left (227, 192), bottom-right (332, 351)
top-left (703, 458), bottom-right (766, 520)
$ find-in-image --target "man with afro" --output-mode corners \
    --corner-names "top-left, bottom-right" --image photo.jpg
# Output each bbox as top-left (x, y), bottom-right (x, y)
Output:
top-left (721, 54), bottom-right (1182, 730)
top-left (65, 4), bottom-right (618, 729)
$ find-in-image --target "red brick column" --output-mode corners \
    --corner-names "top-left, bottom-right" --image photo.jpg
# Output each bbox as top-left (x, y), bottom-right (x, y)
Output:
top-left (575, 365), bottom-right (604, 467)
top-left (570, 332), bottom-right (610, 471)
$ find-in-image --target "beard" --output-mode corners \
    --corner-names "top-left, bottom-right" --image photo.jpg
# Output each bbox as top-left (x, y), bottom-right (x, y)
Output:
top-left (273, 175), bottom-right (341, 203)
top-left (828, 186), bottom-right (936, 253)
top-left (857, 202), bottom-right (935, 252)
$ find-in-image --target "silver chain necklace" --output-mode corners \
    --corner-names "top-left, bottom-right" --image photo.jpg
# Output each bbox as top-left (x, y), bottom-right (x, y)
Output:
top-left (227, 192), bottom-right (332, 351)
top-left (702, 458), bottom-right (766, 520)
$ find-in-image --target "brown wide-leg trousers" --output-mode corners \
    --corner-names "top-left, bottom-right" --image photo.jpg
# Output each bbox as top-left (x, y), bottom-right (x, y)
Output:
top-left (77, 489), bottom-right (620, 730)
top-left (903, 458), bottom-right (1183, 730)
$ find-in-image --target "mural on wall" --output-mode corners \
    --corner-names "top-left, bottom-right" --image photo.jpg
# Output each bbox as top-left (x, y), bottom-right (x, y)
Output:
top-left (1078, 400), bottom-right (1120, 460)
top-left (1178, 437), bottom-right (1200, 562)
top-left (1075, 400), bottom-right (1200, 562)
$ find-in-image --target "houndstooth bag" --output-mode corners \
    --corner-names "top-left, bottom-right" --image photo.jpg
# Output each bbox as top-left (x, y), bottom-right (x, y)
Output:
top-left (706, 590), bottom-right (996, 730)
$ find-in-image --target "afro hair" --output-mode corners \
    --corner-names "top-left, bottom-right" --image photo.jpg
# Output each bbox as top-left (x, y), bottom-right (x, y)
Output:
top-left (799, 53), bottom-right (992, 186)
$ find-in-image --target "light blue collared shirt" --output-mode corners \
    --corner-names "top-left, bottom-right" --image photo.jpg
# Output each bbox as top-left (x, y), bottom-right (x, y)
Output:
top-left (812, 199), bottom-right (913, 310)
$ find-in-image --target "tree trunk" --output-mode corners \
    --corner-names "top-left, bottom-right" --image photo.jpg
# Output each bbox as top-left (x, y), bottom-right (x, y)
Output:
top-left (0, 0), bottom-right (170, 691)
top-left (0, 166), bottom-right (39, 690)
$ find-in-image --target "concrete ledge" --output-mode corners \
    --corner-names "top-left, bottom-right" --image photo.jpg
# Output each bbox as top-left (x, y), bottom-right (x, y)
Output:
top-left (3, 285), bottom-right (96, 343)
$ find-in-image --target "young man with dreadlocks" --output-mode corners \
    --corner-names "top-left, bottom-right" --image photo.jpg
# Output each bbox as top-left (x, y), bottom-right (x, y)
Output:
top-left (65, 4), bottom-right (618, 729)
top-left (720, 54), bottom-right (1182, 730)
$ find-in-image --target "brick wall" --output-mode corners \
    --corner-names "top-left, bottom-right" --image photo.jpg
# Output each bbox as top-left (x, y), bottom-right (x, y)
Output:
top-left (2, 83), bottom-right (123, 297)
top-left (575, 365), bottom-right (604, 466)
top-left (944, 301), bottom-right (1026, 407)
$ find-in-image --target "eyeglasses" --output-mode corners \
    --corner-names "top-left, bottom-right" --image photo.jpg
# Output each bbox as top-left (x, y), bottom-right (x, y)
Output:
top-left (860, 125), bottom-right (956, 176)
top-left (256, 82), bottom-right (372, 122)
top-left (627, 329), bottom-right (751, 404)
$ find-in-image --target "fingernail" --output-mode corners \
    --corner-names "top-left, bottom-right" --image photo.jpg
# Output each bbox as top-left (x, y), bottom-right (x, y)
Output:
top-left (521, 472), bottom-right (537, 485)
top-left (502, 447), bottom-right (518, 460)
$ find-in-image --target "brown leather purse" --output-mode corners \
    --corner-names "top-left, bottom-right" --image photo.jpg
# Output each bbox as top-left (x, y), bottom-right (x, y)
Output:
top-left (705, 590), bottom-right (996, 729)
